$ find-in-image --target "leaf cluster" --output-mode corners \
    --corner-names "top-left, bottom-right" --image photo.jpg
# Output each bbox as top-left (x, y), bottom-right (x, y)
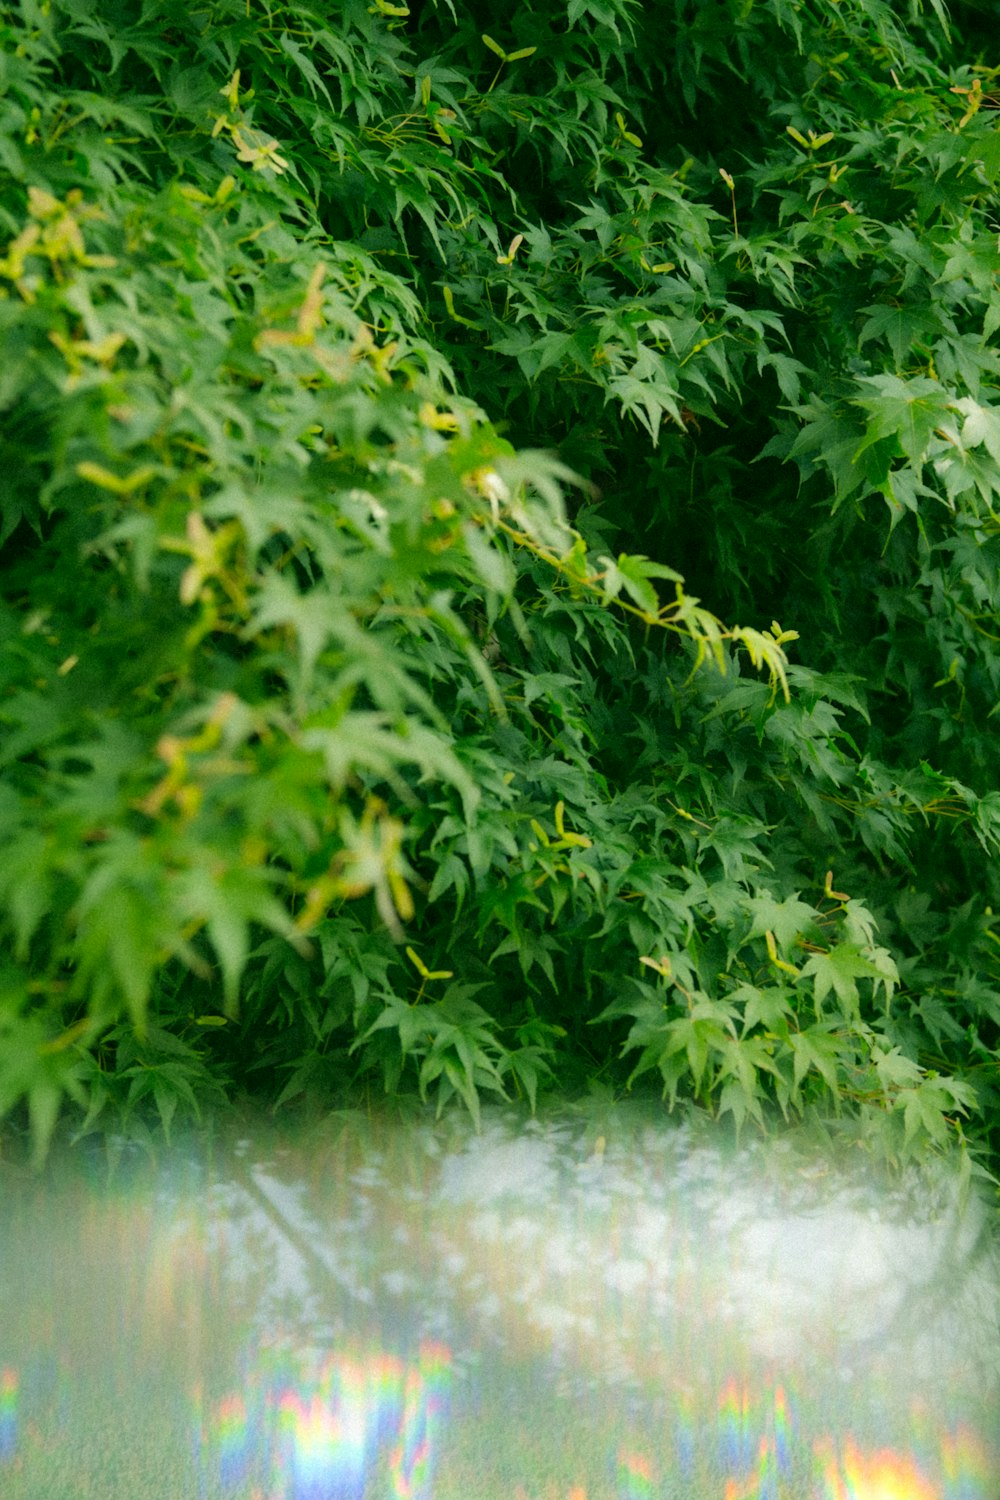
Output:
top-left (0, 0), bottom-right (999, 1181)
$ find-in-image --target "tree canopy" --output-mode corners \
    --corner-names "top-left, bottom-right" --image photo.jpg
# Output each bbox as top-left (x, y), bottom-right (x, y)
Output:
top-left (1, 0), bottom-right (999, 1178)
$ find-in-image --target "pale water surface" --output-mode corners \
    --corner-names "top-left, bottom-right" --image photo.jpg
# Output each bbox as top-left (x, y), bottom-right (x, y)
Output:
top-left (1, 1101), bottom-right (998, 1499)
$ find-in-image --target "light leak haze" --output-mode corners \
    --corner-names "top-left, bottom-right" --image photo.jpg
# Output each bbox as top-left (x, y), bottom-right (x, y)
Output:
top-left (1, 1102), bottom-right (997, 1500)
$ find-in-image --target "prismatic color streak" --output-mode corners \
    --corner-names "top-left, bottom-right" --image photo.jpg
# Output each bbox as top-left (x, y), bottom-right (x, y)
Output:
top-left (814, 1433), bottom-right (940, 1500)
top-left (5, 1349), bottom-right (997, 1498)
top-left (941, 1424), bottom-right (997, 1500)
top-left (205, 1391), bottom-right (254, 1496)
top-left (280, 1355), bottom-right (372, 1500)
top-left (614, 1447), bottom-right (655, 1499)
top-left (388, 1341), bottom-right (452, 1500)
top-left (193, 1339), bottom-right (453, 1500)
top-left (718, 1376), bottom-right (792, 1500)
top-left (0, 1367), bottom-right (17, 1463)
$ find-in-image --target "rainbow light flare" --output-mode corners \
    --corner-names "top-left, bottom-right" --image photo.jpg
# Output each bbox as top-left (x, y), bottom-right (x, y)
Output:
top-left (195, 1339), bottom-right (455, 1500)
top-left (388, 1340), bottom-right (452, 1500)
top-left (815, 1433), bottom-right (940, 1500)
top-left (772, 1383), bottom-right (791, 1476)
top-left (614, 1446), bottom-right (655, 1498)
top-left (718, 1374), bottom-right (756, 1476)
top-left (941, 1423), bottom-right (996, 1500)
top-left (211, 1391), bottom-right (255, 1494)
top-left (273, 1351), bottom-right (392, 1500)
top-left (188, 1345), bottom-right (997, 1500)
top-left (279, 1388), bottom-right (367, 1499)
top-left (716, 1375), bottom-right (792, 1500)
top-left (671, 1382), bottom-right (698, 1479)
top-left (3, 1317), bottom-right (991, 1500)
top-left (0, 1366), bottom-right (17, 1463)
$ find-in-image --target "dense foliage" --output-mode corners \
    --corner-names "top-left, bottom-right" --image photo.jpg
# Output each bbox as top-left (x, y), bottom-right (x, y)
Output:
top-left (2, 0), bottom-right (1000, 1176)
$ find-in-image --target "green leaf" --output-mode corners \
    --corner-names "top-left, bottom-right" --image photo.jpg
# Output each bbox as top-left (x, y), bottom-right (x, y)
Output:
top-left (897, 1077), bottom-right (974, 1150)
top-left (953, 396), bottom-right (1000, 466)
top-left (801, 943), bottom-right (898, 1019)
top-left (853, 374), bottom-right (952, 468)
top-left (789, 1025), bottom-right (844, 1097)
top-left (729, 983), bottom-right (794, 1035)
top-left (179, 864), bottom-right (297, 1016)
top-left (872, 1044), bottom-right (923, 1095)
top-left (276, 30), bottom-right (334, 106)
top-left (744, 891), bottom-right (818, 951)
top-left (858, 303), bottom-right (940, 367)
top-left (599, 553), bottom-right (681, 614)
top-left (462, 521), bottom-right (515, 594)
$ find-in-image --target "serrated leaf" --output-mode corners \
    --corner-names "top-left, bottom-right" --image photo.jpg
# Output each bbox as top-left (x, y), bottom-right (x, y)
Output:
top-left (789, 1026), bottom-right (843, 1095)
top-left (872, 1044), bottom-right (923, 1093)
top-left (853, 374), bottom-right (951, 467)
top-left (953, 396), bottom-right (1000, 466)
top-left (802, 942), bottom-right (898, 1019)
top-left (745, 891), bottom-right (818, 951)
top-left (462, 520), bottom-right (514, 594)
top-left (897, 1079), bottom-right (968, 1149)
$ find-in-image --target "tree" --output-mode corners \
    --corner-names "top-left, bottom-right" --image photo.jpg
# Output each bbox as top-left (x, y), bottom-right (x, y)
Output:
top-left (0, 0), bottom-right (997, 1179)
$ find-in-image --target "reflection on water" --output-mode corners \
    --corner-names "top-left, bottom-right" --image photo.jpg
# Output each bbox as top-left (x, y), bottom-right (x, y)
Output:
top-left (1, 1102), bottom-right (998, 1499)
